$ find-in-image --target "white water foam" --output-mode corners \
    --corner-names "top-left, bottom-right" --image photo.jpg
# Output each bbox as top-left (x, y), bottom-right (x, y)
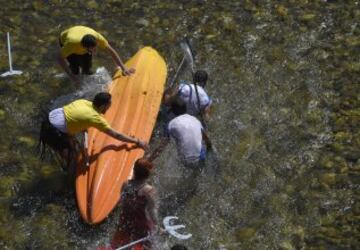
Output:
top-left (50, 67), bottom-right (112, 109)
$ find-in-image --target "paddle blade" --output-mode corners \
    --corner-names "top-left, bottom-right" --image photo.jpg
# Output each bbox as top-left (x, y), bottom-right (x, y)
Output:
top-left (180, 38), bottom-right (195, 73)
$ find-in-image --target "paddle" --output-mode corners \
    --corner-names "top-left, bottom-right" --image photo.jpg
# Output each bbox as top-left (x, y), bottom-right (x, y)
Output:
top-left (168, 55), bottom-right (186, 88)
top-left (113, 216), bottom-right (192, 250)
top-left (180, 38), bottom-right (204, 124)
top-left (1, 32), bottom-right (22, 77)
top-left (180, 38), bottom-right (220, 161)
top-left (167, 37), bottom-right (197, 88)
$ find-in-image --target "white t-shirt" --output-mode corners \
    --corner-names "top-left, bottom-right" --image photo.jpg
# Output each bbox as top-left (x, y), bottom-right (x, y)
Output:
top-left (167, 114), bottom-right (203, 164)
top-left (177, 83), bottom-right (212, 116)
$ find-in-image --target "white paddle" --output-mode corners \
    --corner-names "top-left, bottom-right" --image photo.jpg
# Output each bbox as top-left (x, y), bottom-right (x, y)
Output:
top-left (1, 32), bottom-right (22, 77)
top-left (115, 216), bottom-right (192, 250)
top-left (180, 38), bottom-right (221, 163)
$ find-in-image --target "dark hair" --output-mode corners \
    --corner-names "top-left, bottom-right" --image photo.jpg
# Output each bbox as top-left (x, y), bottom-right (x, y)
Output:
top-left (193, 70), bottom-right (208, 87)
top-left (171, 102), bottom-right (186, 116)
top-left (171, 244), bottom-right (188, 250)
top-left (133, 158), bottom-right (154, 180)
top-left (81, 34), bottom-right (97, 48)
top-left (93, 92), bottom-right (111, 108)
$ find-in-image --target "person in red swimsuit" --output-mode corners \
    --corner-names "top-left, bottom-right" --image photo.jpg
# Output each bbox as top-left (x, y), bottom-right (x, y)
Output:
top-left (111, 158), bottom-right (158, 250)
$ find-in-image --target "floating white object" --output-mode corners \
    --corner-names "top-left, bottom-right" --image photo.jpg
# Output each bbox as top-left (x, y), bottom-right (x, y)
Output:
top-left (114, 216), bottom-right (192, 250)
top-left (1, 32), bottom-right (22, 77)
top-left (163, 216), bottom-right (192, 240)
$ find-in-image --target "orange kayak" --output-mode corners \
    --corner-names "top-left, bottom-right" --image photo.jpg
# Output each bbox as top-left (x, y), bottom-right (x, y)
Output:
top-left (76, 47), bottom-right (167, 224)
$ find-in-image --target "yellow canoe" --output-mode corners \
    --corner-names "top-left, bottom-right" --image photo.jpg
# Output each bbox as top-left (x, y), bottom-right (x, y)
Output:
top-left (75, 47), bottom-right (167, 224)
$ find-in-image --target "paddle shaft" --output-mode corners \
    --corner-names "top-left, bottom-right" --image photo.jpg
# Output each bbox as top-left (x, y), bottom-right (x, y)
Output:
top-left (115, 235), bottom-right (152, 250)
top-left (6, 32), bottom-right (13, 71)
top-left (169, 55), bottom-right (186, 88)
top-left (184, 40), bottom-right (219, 158)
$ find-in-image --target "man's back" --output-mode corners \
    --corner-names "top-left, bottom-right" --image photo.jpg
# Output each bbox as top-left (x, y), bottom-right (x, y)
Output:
top-left (168, 114), bottom-right (203, 164)
top-left (177, 82), bottom-right (212, 117)
top-left (63, 99), bottom-right (110, 134)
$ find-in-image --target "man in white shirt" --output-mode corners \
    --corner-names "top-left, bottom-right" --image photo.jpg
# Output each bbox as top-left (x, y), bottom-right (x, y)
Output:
top-left (149, 102), bottom-right (211, 166)
top-left (163, 70), bottom-right (212, 122)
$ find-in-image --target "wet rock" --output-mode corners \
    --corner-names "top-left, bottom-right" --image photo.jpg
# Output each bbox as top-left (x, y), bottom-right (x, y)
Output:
top-left (353, 202), bottom-right (360, 215)
top-left (136, 18), bottom-right (149, 27)
top-left (300, 14), bottom-right (316, 22)
top-left (345, 36), bottom-right (360, 47)
top-left (86, 0), bottom-right (98, 9)
top-left (346, 62), bottom-right (360, 73)
top-left (0, 176), bottom-right (16, 198)
top-left (279, 241), bottom-right (295, 250)
top-left (40, 165), bottom-right (57, 178)
top-left (318, 153), bottom-right (335, 169)
top-left (32, 1), bottom-right (43, 10)
top-left (276, 5), bottom-right (288, 17)
top-left (16, 136), bottom-right (36, 147)
top-left (319, 226), bottom-right (341, 239)
top-left (152, 17), bottom-right (160, 24)
top-left (320, 212), bottom-right (336, 226)
top-left (319, 173), bottom-right (336, 186)
top-left (329, 142), bottom-right (345, 154)
top-left (305, 108), bottom-right (323, 125)
top-left (349, 159), bottom-right (360, 171)
top-left (222, 15), bottom-right (236, 31)
top-left (333, 116), bottom-right (349, 131)
top-left (0, 109), bottom-right (5, 121)
top-left (235, 227), bottom-right (256, 241)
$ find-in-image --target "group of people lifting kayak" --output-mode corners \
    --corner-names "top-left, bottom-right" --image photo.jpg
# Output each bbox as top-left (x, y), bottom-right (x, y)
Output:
top-left (39, 25), bottom-right (213, 249)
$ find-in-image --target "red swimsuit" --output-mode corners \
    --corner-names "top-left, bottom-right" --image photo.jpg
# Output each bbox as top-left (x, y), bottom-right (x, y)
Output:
top-left (111, 182), bottom-right (154, 250)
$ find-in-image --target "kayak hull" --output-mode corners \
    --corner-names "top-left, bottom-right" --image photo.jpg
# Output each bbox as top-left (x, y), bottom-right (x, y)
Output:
top-left (75, 47), bottom-right (167, 224)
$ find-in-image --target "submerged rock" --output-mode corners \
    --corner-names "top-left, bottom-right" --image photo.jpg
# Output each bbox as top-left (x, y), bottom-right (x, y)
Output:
top-left (0, 176), bottom-right (16, 198)
top-left (0, 109), bottom-right (5, 120)
top-left (16, 136), bottom-right (36, 147)
top-left (235, 227), bottom-right (256, 241)
top-left (319, 173), bottom-right (336, 186)
top-left (276, 5), bottom-right (288, 17)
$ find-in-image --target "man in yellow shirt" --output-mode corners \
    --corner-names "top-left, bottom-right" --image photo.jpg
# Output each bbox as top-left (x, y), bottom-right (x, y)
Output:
top-left (57, 26), bottom-right (135, 85)
top-left (39, 92), bottom-right (146, 169)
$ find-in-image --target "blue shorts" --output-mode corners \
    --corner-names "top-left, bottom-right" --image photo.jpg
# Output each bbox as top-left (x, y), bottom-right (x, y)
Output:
top-left (199, 144), bottom-right (207, 161)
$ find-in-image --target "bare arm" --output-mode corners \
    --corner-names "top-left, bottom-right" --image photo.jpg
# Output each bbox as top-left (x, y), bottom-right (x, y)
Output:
top-left (146, 137), bottom-right (169, 162)
top-left (144, 185), bottom-right (158, 230)
top-left (106, 44), bottom-right (135, 76)
top-left (202, 104), bottom-right (211, 122)
top-left (104, 127), bottom-right (148, 149)
top-left (57, 52), bottom-right (81, 85)
top-left (202, 129), bottom-right (212, 151)
top-left (162, 85), bottom-right (179, 106)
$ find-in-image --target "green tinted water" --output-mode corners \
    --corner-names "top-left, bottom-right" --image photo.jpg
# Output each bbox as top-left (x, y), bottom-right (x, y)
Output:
top-left (0, 1), bottom-right (359, 249)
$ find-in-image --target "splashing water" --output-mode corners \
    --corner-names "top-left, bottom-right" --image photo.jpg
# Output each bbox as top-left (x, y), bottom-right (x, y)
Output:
top-left (51, 67), bottom-right (112, 109)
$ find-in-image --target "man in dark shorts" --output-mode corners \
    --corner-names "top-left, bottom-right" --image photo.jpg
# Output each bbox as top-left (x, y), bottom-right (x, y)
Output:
top-left (57, 25), bottom-right (135, 85)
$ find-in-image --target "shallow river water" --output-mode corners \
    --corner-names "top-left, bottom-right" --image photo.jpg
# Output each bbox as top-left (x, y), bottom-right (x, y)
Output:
top-left (0, 1), bottom-right (359, 249)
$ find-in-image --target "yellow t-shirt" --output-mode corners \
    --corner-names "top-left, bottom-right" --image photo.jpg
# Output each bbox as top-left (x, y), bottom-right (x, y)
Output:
top-left (63, 99), bottom-right (111, 135)
top-left (60, 26), bottom-right (109, 58)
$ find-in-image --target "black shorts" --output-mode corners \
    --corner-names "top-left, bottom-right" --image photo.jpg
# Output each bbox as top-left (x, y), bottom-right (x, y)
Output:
top-left (39, 115), bottom-right (72, 155)
top-left (59, 37), bottom-right (92, 75)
